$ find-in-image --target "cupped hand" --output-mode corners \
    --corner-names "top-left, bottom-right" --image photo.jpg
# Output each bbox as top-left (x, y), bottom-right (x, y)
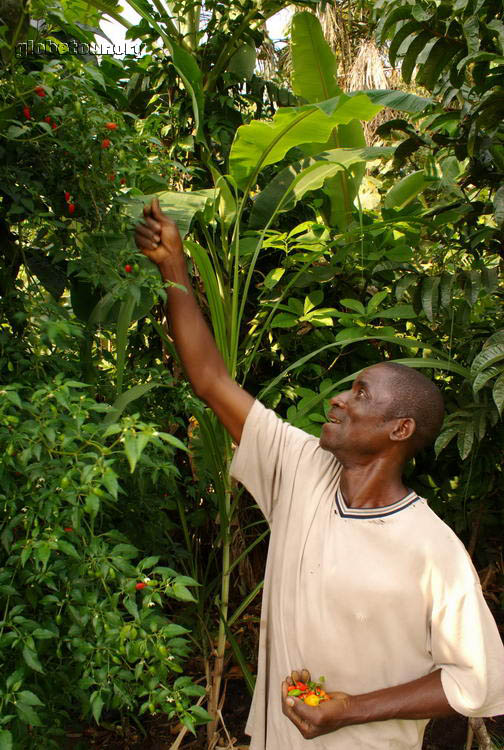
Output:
top-left (134, 198), bottom-right (183, 266)
top-left (282, 668), bottom-right (353, 740)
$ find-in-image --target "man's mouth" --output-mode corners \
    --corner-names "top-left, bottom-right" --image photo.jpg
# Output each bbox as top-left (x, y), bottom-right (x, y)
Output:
top-left (328, 415), bottom-right (342, 424)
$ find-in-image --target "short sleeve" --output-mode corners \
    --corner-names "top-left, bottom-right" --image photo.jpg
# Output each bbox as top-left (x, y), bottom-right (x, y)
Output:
top-left (230, 400), bottom-right (313, 523)
top-left (432, 582), bottom-right (504, 717)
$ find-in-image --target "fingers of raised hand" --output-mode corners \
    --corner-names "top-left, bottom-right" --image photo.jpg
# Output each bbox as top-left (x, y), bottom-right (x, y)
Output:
top-left (135, 222), bottom-right (160, 250)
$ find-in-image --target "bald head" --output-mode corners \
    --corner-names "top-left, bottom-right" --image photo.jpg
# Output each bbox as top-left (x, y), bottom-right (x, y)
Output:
top-left (373, 362), bottom-right (444, 456)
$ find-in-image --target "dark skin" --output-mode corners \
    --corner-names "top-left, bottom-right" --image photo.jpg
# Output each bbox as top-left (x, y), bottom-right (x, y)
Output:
top-left (135, 200), bottom-right (458, 739)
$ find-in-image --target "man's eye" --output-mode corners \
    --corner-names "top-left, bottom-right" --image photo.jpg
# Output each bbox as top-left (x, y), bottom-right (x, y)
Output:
top-left (358, 389), bottom-right (366, 397)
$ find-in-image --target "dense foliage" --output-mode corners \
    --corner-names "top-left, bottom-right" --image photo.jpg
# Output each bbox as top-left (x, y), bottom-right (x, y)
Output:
top-left (0, 0), bottom-right (502, 747)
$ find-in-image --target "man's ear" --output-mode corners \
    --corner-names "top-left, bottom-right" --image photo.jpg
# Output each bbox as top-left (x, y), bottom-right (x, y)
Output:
top-left (390, 417), bottom-right (416, 443)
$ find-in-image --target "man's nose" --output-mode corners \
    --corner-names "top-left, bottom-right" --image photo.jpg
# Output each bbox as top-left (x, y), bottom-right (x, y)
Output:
top-left (329, 391), bottom-right (348, 408)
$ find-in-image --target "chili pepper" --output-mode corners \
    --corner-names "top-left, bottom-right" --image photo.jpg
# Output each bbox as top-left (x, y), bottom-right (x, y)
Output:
top-left (287, 688), bottom-right (302, 696)
top-left (23, 106), bottom-right (31, 120)
top-left (51, 121), bottom-right (57, 130)
top-left (105, 122), bottom-right (117, 130)
top-left (68, 203), bottom-right (75, 215)
top-left (44, 115), bottom-right (52, 124)
top-left (295, 681), bottom-right (308, 691)
top-left (34, 86), bottom-right (46, 97)
top-left (124, 264), bottom-right (133, 273)
top-left (101, 138), bottom-right (111, 149)
top-left (135, 582), bottom-right (147, 590)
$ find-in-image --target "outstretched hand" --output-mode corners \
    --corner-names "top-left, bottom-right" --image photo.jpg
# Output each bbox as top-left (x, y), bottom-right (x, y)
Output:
top-left (281, 669), bottom-right (353, 740)
top-left (134, 198), bottom-right (183, 267)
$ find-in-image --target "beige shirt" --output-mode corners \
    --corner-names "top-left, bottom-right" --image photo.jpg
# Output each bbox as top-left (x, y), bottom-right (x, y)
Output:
top-left (230, 401), bottom-right (504, 750)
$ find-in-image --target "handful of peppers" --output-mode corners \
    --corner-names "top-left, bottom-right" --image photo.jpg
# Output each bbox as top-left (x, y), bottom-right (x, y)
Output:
top-left (287, 678), bottom-right (331, 706)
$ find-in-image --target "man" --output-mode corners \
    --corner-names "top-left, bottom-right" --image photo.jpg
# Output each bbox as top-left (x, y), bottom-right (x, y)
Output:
top-left (135, 199), bottom-right (504, 749)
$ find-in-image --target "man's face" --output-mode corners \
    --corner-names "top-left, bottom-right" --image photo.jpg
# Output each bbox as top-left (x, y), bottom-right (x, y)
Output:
top-left (319, 365), bottom-right (398, 458)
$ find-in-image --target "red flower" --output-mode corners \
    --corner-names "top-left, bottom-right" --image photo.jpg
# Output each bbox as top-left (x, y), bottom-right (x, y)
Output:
top-left (34, 86), bottom-right (46, 97)
top-left (135, 582), bottom-right (147, 590)
top-left (64, 527), bottom-right (73, 532)
top-left (51, 122), bottom-right (58, 130)
top-left (23, 106), bottom-right (31, 120)
top-left (101, 138), bottom-right (111, 149)
top-left (44, 115), bottom-right (52, 124)
top-left (124, 264), bottom-right (133, 273)
top-left (105, 122), bottom-right (117, 130)
top-left (68, 203), bottom-right (76, 215)
top-left (64, 191), bottom-right (71, 202)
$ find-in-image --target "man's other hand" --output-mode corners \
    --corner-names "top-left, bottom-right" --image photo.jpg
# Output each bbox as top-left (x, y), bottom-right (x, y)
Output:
top-left (282, 669), bottom-right (352, 739)
top-left (135, 198), bottom-right (183, 267)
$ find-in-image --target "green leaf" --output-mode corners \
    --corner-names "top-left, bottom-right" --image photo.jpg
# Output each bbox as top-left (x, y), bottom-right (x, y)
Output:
top-left (227, 44), bottom-right (256, 80)
top-left (340, 298), bottom-right (365, 314)
top-left (471, 344), bottom-right (504, 376)
top-left (270, 313), bottom-right (298, 328)
top-left (84, 494), bottom-right (100, 519)
top-left (494, 185), bottom-right (504, 226)
top-left (124, 432), bottom-right (150, 473)
top-left (171, 584), bottom-right (196, 602)
top-left (367, 290), bottom-right (389, 313)
top-left (493, 373), bottom-right (504, 415)
top-left (374, 304), bottom-right (416, 320)
top-left (18, 690), bottom-right (44, 706)
top-left (291, 12), bottom-right (341, 103)
top-left (103, 382), bottom-right (158, 426)
top-left (435, 428), bottom-right (458, 456)
top-left (22, 646), bottom-right (44, 673)
top-left (383, 170), bottom-right (425, 210)
top-left (0, 730), bottom-right (13, 750)
top-left (472, 366), bottom-right (501, 393)
top-left (115, 292), bottom-right (136, 394)
top-left (229, 96), bottom-right (382, 190)
top-left (402, 32), bottom-right (433, 84)
top-left (57, 539), bottom-right (80, 559)
top-left (350, 89), bottom-right (431, 113)
top-left (16, 702), bottom-right (42, 726)
top-left (32, 628), bottom-right (56, 640)
top-left (421, 277), bottom-right (440, 322)
top-left (248, 147), bottom-right (388, 229)
top-left (463, 16), bottom-right (480, 56)
top-left (416, 39), bottom-right (454, 90)
top-left (388, 20), bottom-right (420, 68)
top-left (90, 691), bottom-right (104, 724)
top-left (457, 421), bottom-right (474, 460)
top-left (377, 5), bottom-right (415, 45)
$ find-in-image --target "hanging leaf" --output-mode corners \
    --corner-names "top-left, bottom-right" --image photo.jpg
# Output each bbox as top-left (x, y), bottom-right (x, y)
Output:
top-left (493, 373), bottom-right (504, 414)
top-left (472, 365), bottom-right (501, 393)
top-left (229, 96), bottom-right (382, 189)
top-left (434, 427), bottom-right (458, 456)
top-left (383, 170), bottom-right (425, 210)
top-left (402, 32), bottom-right (434, 84)
top-left (470, 344), bottom-right (504, 376)
top-left (291, 12), bottom-right (341, 103)
top-left (227, 44), bottom-right (256, 80)
top-left (457, 421), bottom-right (474, 460)
top-left (494, 185), bottom-right (504, 226)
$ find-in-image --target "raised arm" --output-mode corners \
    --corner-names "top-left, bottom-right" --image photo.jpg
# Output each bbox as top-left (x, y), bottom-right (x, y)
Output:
top-left (135, 198), bottom-right (254, 444)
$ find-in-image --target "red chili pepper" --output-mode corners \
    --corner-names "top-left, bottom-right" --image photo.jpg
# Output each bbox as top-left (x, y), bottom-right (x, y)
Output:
top-left (124, 264), bottom-right (133, 273)
top-left (135, 582), bottom-right (147, 590)
top-left (34, 86), bottom-right (46, 97)
top-left (105, 122), bottom-right (117, 130)
top-left (64, 527), bottom-right (73, 532)
top-left (51, 121), bottom-right (58, 130)
top-left (68, 203), bottom-right (75, 215)
top-left (23, 106), bottom-right (31, 120)
top-left (295, 681), bottom-right (308, 691)
top-left (101, 138), bottom-right (111, 149)
top-left (44, 115), bottom-right (52, 124)
top-left (64, 191), bottom-right (71, 202)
